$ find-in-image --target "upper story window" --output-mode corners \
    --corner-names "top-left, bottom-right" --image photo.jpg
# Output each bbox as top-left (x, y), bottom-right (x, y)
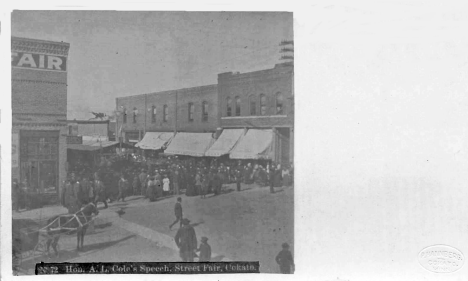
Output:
top-left (249, 95), bottom-right (257, 116)
top-left (276, 92), bottom-right (284, 115)
top-left (163, 105), bottom-right (168, 122)
top-left (188, 102), bottom-right (194, 121)
top-left (260, 94), bottom-right (267, 116)
top-left (123, 109), bottom-right (127, 124)
top-left (235, 96), bottom-right (241, 116)
top-left (226, 97), bottom-right (232, 117)
top-left (151, 105), bottom-right (156, 123)
top-left (202, 101), bottom-right (208, 122)
top-left (133, 108), bottom-right (138, 123)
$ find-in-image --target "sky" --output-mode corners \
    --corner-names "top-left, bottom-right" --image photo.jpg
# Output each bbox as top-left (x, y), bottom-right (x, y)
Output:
top-left (11, 11), bottom-right (293, 119)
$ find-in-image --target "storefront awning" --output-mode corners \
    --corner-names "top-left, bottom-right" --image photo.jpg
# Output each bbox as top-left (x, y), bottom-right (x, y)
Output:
top-left (68, 140), bottom-right (119, 151)
top-left (229, 129), bottom-right (274, 159)
top-left (135, 132), bottom-right (174, 150)
top-left (205, 129), bottom-right (245, 157)
top-left (164, 132), bottom-right (215, 157)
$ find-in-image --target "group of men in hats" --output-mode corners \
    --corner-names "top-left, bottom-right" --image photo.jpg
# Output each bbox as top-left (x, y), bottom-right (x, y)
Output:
top-left (61, 172), bottom-right (109, 213)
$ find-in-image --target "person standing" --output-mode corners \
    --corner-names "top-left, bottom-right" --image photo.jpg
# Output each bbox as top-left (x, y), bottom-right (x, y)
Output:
top-left (275, 243), bottom-right (295, 274)
top-left (94, 174), bottom-right (108, 208)
top-left (139, 169), bottom-right (148, 197)
top-left (69, 173), bottom-right (82, 212)
top-left (117, 174), bottom-right (128, 202)
top-left (200, 174), bottom-right (208, 199)
top-left (269, 165), bottom-right (276, 194)
top-left (79, 177), bottom-right (91, 205)
top-left (174, 218), bottom-right (197, 262)
top-left (12, 179), bottom-right (20, 212)
top-left (169, 197), bottom-right (183, 230)
top-left (163, 174), bottom-right (170, 197)
top-left (88, 176), bottom-right (95, 204)
top-left (133, 173), bottom-right (140, 196)
top-left (147, 176), bottom-right (156, 202)
top-left (173, 169), bottom-right (180, 195)
top-left (197, 236), bottom-right (212, 262)
top-left (235, 167), bottom-right (242, 192)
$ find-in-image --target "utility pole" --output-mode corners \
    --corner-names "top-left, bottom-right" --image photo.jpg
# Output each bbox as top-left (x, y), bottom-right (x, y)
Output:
top-left (174, 90), bottom-right (178, 134)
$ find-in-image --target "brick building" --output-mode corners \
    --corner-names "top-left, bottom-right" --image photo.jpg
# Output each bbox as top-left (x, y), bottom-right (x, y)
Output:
top-left (12, 37), bottom-right (70, 203)
top-left (116, 84), bottom-right (218, 143)
top-left (217, 63), bottom-right (294, 164)
top-left (114, 63), bottom-right (294, 164)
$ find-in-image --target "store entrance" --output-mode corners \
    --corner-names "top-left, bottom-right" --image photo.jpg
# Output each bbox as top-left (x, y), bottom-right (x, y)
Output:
top-left (20, 131), bottom-right (59, 199)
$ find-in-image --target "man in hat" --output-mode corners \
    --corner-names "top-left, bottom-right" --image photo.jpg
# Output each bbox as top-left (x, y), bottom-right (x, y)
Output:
top-left (117, 174), bottom-right (129, 202)
top-left (275, 242), bottom-right (295, 274)
top-left (174, 218), bottom-right (198, 262)
top-left (169, 197), bottom-right (183, 230)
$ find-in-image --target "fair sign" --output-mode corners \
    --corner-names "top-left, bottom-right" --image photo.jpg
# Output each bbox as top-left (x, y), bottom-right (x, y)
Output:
top-left (11, 52), bottom-right (67, 71)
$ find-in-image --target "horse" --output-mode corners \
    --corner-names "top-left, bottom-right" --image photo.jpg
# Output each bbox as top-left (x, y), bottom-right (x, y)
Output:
top-left (45, 202), bottom-right (99, 256)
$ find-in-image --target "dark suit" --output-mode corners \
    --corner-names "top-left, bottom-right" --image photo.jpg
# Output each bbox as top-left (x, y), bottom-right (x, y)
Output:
top-left (175, 225), bottom-right (197, 262)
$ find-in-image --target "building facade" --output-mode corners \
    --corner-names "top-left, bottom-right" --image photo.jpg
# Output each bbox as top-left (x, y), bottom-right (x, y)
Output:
top-left (116, 84), bottom-right (218, 143)
top-left (12, 37), bottom-right (70, 202)
top-left (217, 63), bottom-right (294, 164)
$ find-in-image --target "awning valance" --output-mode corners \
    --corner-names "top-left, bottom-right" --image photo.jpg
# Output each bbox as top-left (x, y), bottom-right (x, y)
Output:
top-left (229, 129), bottom-right (273, 159)
top-left (135, 132), bottom-right (174, 150)
top-left (164, 132), bottom-right (215, 157)
top-left (205, 129), bottom-right (245, 157)
top-left (68, 140), bottom-right (120, 151)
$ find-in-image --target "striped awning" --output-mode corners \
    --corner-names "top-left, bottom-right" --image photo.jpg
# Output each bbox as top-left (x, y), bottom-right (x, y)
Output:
top-left (164, 132), bottom-right (215, 157)
top-left (205, 129), bottom-right (245, 157)
top-left (135, 132), bottom-right (174, 150)
top-left (229, 129), bottom-right (273, 159)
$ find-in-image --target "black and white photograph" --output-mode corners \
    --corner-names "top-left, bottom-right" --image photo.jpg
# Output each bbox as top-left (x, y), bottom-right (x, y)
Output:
top-left (3, 1), bottom-right (468, 281)
top-left (8, 10), bottom-right (294, 275)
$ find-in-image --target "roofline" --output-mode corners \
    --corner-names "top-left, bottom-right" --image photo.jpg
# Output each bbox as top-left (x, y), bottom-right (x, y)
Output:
top-left (116, 84), bottom-right (218, 100)
top-left (66, 120), bottom-right (110, 124)
top-left (12, 36), bottom-right (70, 47)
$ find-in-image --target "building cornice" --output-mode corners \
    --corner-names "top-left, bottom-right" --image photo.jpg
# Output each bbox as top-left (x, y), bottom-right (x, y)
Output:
top-left (12, 37), bottom-right (70, 57)
top-left (13, 122), bottom-right (67, 127)
top-left (12, 79), bottom-right (67, 85)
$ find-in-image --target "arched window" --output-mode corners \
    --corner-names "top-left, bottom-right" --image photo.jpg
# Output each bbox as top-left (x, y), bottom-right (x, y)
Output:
top-left (235, 96), bottom-right (241, 116)
top-left (202, 101), bottom-right (208, 122)
top-left (151, 105), bottom-right (156, 123)
top-left (163, 105), bottom-right (168, 122)
top-left (133, 107), bottom-right (138, 123)
top-left (188, 102), bottom-right (194, 121)
top-left (260, 94), bottom-right (267, 116)
top-left (249, 95), bottom-right (257, 116)
top-left (276, 92), bottom-right (284, 114)
top-left (123, 109), bottom-right (127, 123)
top-left (226, 97), bottom-right (232, 116)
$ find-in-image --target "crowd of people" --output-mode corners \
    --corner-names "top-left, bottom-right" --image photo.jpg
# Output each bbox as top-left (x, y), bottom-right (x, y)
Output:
top-left (57, 155), bottom-right (293, 213)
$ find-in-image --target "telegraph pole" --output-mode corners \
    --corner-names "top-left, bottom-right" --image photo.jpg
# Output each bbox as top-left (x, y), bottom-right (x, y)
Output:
top-left (174, 90), bottom-right (178, 134)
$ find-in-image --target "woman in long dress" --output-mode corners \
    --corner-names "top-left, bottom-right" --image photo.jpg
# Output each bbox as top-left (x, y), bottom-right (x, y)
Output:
top-left (163, 175), bottom-right (170, 197)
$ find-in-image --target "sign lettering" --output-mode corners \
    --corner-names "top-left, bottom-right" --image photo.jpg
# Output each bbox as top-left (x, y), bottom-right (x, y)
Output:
top-left (12, 52), bottom-right (67, 71)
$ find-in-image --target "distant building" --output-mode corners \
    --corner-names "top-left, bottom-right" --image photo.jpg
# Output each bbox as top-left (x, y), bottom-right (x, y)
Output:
top-left (11, 37), bottom-right (70, 203)
top-left (217, 63), bottom-right (294, 163)
top-left (116, 84), bottom-right (218, 143)
top-left (114, 63), bottom-right (294, 164)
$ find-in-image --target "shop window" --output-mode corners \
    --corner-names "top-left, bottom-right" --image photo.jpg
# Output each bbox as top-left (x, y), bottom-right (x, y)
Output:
top-left (260, 94), bottom-right (267, 115)
top-left (133, 108), bottom-right (138, 123)
top-left (202, 101), bottom-right (208, 122)
top-left (163, 105), bottom-right (168, 122)
top-left (276, 92), bottom-right (284, 114)
top-left (235, 96), bottom-right (241, 116)
top-left (188, 102), bottom-right (194, 121)
top-left (151, 105), bottom-right (156, 123)
top-left (226, 97), bottom-right (232, 116)
top-left (249, 95), bottom-right (257, 116)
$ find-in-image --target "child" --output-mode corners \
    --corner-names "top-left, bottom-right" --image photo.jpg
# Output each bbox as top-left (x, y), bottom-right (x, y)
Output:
top-left (275, 242), bottom-right (295, 274)
top-left (197, 236), bottom-right (211, 262)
